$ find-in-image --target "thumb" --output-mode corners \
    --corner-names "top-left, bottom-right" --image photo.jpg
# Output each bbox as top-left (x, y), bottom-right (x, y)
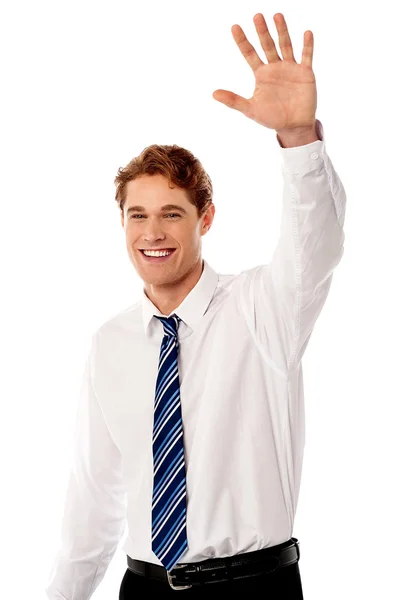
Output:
top-left (212, 89), bottom-right (250, 116)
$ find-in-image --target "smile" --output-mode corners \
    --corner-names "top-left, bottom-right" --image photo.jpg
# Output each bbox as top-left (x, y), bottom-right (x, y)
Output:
top-left (139, 249), bottom-right (176, 262)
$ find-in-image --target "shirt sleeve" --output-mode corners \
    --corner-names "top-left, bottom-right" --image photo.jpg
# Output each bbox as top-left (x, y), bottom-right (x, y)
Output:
top-left (237, 119), bottom-right (346, 376)
top-left (45, 332), bottom-right (127, 600)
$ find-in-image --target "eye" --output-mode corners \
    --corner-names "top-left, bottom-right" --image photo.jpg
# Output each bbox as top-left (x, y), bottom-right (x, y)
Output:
top-left (129, 213), bottom-right (181, 219)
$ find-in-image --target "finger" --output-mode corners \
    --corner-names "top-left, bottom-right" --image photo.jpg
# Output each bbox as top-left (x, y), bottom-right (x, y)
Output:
top-left (301, 30), bottom-right (314, 68)
top-left (273, 13), bottom-right (296, 62)
top-left (231, 24), bottom-right (264, 72)
top-left (212, 89), bottom-right (251, 116)
top-left (253, 13), bottom-right (281, 63)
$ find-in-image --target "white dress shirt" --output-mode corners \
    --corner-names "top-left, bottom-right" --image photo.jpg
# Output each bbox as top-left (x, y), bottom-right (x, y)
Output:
top-left (45, 119), bottom-right (346, 599)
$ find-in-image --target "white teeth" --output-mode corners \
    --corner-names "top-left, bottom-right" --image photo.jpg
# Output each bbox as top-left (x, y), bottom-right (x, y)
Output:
top-left (143, 250), bottom-right (173, 257)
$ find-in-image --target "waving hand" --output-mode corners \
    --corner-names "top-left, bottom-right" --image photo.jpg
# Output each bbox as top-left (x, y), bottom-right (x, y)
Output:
top-left (213, 13), bottom-right (317, 133)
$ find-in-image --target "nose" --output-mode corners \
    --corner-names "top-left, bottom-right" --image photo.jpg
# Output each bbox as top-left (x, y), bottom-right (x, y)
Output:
top-left (142, 217), bottom-right (166, 244)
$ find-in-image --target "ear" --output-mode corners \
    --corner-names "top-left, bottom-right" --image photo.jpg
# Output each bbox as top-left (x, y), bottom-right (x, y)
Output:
top-left (201, 203), bottom-right (215, 235)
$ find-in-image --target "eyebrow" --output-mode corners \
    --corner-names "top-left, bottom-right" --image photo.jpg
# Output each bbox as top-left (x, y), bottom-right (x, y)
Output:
top-left (126, 204), bottom-right (188, 216)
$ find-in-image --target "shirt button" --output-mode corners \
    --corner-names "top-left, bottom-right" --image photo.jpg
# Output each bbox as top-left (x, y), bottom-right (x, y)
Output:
top-left (310, 151), bottom-right (319, 159)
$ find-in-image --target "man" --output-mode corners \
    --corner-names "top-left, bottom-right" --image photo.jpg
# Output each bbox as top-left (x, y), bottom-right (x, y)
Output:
top-left (45, 12), bottom-right (346, 599)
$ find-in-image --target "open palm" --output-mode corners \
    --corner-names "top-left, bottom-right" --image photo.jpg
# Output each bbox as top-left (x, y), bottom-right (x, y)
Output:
top-left (213, 13), bottom-right (317, 132)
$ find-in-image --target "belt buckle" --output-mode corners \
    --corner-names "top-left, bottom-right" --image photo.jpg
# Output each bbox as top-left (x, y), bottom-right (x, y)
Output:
top-left (167, 564), bottom-right (192, 590)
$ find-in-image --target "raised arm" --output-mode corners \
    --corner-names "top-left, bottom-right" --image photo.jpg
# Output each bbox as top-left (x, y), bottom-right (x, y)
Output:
top-left (214, 13), bottom-right (346, 375)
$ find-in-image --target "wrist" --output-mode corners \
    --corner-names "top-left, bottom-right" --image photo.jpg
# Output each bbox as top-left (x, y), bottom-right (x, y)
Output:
top-left (276, 121), bottom-right (319, 148)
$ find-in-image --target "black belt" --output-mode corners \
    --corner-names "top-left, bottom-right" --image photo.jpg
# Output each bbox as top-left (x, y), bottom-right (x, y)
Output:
top-left (127, 537), bottom-right (300, 590)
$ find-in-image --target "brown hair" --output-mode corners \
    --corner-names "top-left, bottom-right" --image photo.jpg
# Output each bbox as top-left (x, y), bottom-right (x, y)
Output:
top-left (114, 144), bottom-right (213, 218)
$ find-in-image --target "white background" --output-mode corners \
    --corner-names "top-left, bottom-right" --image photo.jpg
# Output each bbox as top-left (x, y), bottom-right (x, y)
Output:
top-left (1, 0), bottom-right (398, 598)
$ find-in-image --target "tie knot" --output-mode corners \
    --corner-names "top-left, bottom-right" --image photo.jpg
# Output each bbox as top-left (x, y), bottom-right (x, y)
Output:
top-left (154, 313), bottom-right (181, 337)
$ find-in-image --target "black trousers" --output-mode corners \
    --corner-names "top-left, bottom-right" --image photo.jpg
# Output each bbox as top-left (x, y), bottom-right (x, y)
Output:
top-left (119, 559), bottom-right (304, 598)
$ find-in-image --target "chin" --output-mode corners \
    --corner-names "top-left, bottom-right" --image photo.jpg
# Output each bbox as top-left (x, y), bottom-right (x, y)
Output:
top-left (136, 269), bottom-right (177, 286)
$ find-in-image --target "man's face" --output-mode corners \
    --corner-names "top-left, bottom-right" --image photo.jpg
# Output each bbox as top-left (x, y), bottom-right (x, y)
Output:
top-left (121, 174), bottom-right (214, 287)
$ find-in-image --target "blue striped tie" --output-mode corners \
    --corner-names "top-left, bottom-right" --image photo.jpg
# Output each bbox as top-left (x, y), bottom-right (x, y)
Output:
top-left (151, 314), bottom-right (188, 571)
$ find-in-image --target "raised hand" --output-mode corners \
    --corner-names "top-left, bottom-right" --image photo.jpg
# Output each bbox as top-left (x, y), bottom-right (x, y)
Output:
top-left (213, 13), bottom-right (317, 134)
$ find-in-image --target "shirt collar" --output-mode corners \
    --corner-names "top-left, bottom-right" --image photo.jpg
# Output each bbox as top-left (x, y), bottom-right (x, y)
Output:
top-left (141, 258), bottom-right (219, 338)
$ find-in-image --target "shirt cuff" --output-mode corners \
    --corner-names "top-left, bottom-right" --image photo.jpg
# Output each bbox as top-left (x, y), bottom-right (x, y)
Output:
top-left (277, 119), bottom-right (325, 175)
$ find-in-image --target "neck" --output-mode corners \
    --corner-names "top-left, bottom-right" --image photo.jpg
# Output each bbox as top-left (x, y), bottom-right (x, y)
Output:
top-left (144, 258), bottom-right (204, 316)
